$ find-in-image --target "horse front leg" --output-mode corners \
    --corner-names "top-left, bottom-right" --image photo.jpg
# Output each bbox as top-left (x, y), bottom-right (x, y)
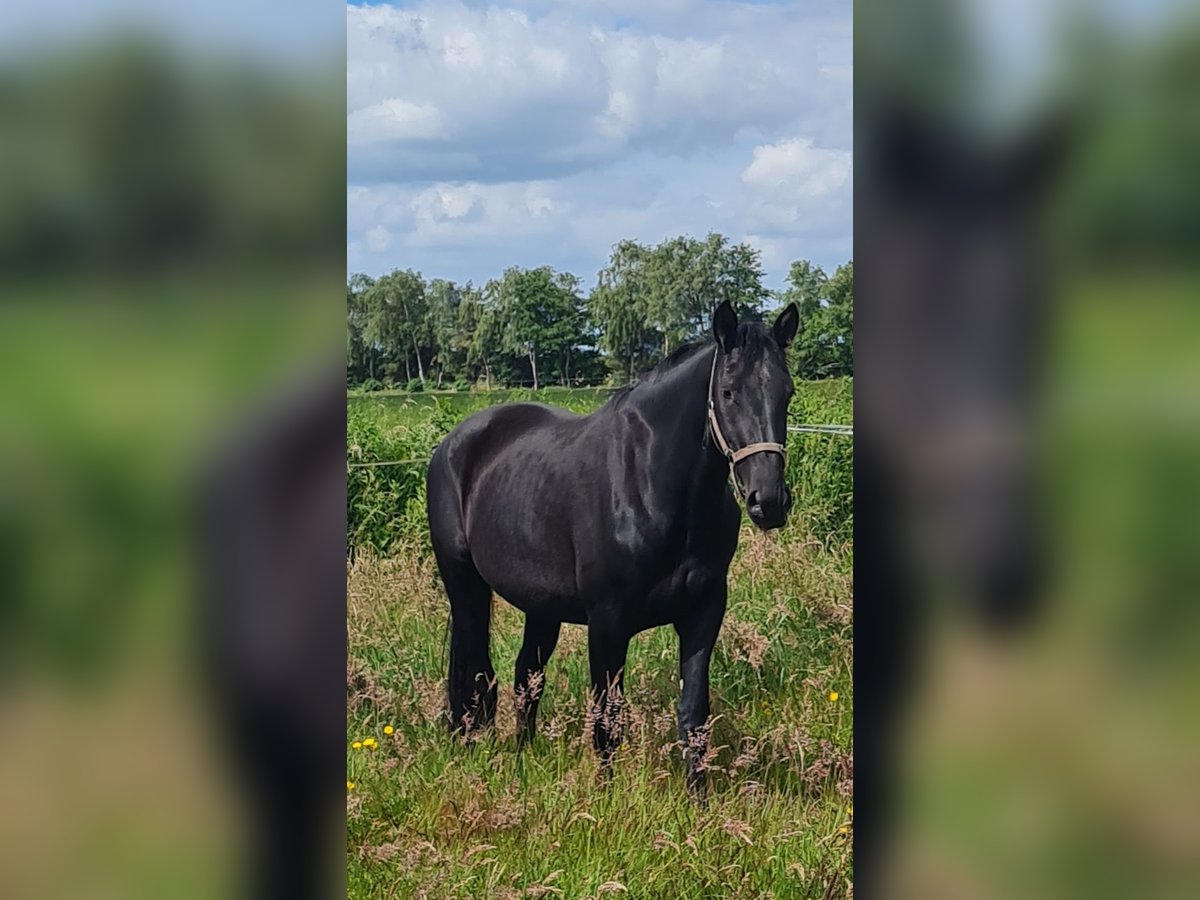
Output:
top-left (515, 615), bottom-right (561, 748)
top-left (586, 615), bottom-right (630, 778)
top-left (674, 585), bottom-right (727, 803)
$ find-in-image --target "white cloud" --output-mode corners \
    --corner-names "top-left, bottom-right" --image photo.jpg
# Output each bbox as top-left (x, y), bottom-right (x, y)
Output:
top-left (347, 99), bottom-right (446, 144)
top-left (742, 138), bottom-right (852, 203)
top-left (348, 139), bottom-right (852, 289)
top-left (346, 1), bottom-right (853, 289)
top-left (347, 1), bottom-right (848, 183)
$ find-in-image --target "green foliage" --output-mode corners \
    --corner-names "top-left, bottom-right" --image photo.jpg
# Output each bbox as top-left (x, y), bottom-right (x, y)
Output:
top-left (361, 268), bottom-right (431, 386)
top-left (778, 261), bottom-right (853, 380)
top-left (405, 378), bottom-right (424, 393)
top-left (346, 400), bottom-right (438, 555)
top-left (427, 278), bottom-right (468, 385)
top-left (346, 381), bottom-right (851, 556)
top-left (590, 233), bottom-right (770, 383)
top-left (486, 266), bottom-right (587, 389)
top-left (785, 378), bottom-right (854, 546)
top-left (0, 38), bottom-right (343, 276)
top-left (1054, 20), bottom-right (1200, 267)
top-left (347, 236), bottom-right (837, 392)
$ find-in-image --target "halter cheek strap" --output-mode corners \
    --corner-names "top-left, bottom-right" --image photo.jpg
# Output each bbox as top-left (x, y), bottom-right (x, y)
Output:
top-left (706, 348), bottom-right (786, 487)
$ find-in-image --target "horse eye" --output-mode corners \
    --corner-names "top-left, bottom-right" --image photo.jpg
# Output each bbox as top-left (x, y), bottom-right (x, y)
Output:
top-left (722, 389), bottom-right (733, 401)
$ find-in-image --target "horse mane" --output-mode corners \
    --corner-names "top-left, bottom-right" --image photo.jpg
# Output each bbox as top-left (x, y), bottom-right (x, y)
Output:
top-left (603, 323), bottom-right (775, 408)
top-left (603, 339), bottom-right (710, 407)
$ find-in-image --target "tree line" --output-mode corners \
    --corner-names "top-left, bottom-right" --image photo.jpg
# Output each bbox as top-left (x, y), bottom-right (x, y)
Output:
top-left (347, 232), bottom-right (852, 390)
top-left (2, 39), bottom-right (342, 277)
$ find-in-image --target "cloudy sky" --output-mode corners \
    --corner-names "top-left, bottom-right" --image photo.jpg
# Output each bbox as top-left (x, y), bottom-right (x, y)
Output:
top-left (347, 0), bottom-right (852, 292)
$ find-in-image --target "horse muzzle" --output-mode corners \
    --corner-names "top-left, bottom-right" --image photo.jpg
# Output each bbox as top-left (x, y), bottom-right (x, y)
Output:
top-left (746, 485), bottom-right (791, 531)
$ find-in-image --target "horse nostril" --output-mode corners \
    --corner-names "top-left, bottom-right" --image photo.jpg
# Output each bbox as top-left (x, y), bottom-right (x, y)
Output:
top-left (747, 490), bottom-right (759, 507)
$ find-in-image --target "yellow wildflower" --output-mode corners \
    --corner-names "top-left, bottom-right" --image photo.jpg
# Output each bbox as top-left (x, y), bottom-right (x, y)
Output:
top-left (351, 741), bottom-right (363, 750)
top-left (363, 737), bottom-right (377, 749)
top-left (828, 691), bottom-right (839, 703)
top-left (383, 725), bottom-right (394, 735)
top-left (347, 780), bottom-right (355, 791)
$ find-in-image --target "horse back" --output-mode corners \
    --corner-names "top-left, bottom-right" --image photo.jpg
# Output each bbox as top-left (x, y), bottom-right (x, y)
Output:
top-left (434, 402), bottom-right (578, 496)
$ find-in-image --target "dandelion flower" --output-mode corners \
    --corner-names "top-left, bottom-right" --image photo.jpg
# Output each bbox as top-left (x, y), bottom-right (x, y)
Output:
top-left (351, 741), bottom-right (363, 750)
top-left (363, 737), bottom-right (377, 749)
top-left (828, 691), bottom-right (839, 703)
top-left (346, 780), bottom-right (355, 791)
top-left (383, 725), bottom-right (394, 735)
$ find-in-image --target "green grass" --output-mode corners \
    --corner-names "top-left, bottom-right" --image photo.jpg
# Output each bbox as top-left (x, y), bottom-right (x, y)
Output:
top-left (347, 378), bottom-right (852, 555)
top-left (346, 387), bottom-right (854, 898)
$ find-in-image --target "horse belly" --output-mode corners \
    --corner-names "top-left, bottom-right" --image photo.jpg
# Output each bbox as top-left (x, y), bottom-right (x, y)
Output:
top-left (466, 499), bottom-right (583, 621)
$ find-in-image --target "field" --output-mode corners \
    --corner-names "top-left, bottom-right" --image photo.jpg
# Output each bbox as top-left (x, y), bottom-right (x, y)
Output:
top-left (346, 381), bottom-right (854, 899)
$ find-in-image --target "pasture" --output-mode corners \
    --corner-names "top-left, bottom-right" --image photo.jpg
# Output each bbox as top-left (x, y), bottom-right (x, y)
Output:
top-left (346, 381), bottom-right (854, 898)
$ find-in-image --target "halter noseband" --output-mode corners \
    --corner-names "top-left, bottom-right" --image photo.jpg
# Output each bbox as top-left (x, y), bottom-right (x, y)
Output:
top-left (706, 348), bottom-right (786, 489)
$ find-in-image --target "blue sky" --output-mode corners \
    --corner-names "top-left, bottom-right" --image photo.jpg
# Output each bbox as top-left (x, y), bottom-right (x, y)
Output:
top-left (347, 0), bottom-right (853, 292)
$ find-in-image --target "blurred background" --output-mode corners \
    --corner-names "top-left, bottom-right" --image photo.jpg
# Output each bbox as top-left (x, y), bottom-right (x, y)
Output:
top-left (0, 2), bottom-right (344, 898)
top-left (857, 0), bottom-right (1200, 897)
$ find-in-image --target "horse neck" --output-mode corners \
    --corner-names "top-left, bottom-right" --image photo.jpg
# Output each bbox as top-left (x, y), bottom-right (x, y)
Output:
top-left (625, 347), bottom-right (729, 502)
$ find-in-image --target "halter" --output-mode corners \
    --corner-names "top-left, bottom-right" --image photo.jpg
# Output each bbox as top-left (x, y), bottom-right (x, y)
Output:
top-left (706, 348), bottom-right (786, 490)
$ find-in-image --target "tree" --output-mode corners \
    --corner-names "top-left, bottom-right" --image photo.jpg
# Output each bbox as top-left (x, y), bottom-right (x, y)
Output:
top-left (548, 271), bottom-right (587, 385)
top-left (589, 232), bottom-right (770, 381)
top-left (427, 278), bottom-right (466, 387)
top-left (344, 249), bottom-right (849, 390)
top-left (779, 259), bottom-right (853, 379)
top-left (822, 262), bottom-right (854, 376)
top-left (364, 269), bottom-right (429, 385)
top-left (460, 286), bottom-right (500, 389)
top-left (346, 272), bottom-right (376, 384)
top-left (487, 266), bottom-right (584, 389)
top-left (589, 240), bottom-right (659, 383)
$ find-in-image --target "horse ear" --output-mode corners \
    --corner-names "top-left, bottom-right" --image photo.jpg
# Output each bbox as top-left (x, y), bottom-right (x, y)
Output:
top-left (772, 303), bottom-right (799, 349)
top-left (713, 300), bottom-right (738, 352)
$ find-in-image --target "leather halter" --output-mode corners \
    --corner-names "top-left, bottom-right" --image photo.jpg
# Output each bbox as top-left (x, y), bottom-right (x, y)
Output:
top-left (706, 347), bottom-right (786, 489)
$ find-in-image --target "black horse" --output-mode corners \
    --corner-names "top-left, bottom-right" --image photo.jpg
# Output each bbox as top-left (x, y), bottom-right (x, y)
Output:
top-left (426, 300), bottom-right (799, 797)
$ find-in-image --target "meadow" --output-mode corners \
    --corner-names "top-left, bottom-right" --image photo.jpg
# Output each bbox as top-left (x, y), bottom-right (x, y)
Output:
top-left (346, 380), bottom-right (854, 899)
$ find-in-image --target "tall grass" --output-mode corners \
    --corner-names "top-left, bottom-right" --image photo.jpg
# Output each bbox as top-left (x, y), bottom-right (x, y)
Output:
top-left (346, 382), bottom-right (854, 897)
top-left (348, 531), bottom-right (853, 898)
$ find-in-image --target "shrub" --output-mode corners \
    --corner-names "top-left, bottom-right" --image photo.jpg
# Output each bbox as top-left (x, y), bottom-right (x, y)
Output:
top-left (347, 399), bottom-right (438, 556)
top-left (346, 380), bottom-right (852, 555)
top-left (785, 377), bottom-right (853, 548)
top-left (406, 379), bottom-right (425, 393)
top-left (358, 377), bottom-right (383, 392)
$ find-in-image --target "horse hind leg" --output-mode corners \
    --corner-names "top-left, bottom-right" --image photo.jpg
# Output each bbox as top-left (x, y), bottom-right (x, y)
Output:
top-left (428, 452), bottom-right (496, 737)
top-left (437, 552), bottom-right (497, 737)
